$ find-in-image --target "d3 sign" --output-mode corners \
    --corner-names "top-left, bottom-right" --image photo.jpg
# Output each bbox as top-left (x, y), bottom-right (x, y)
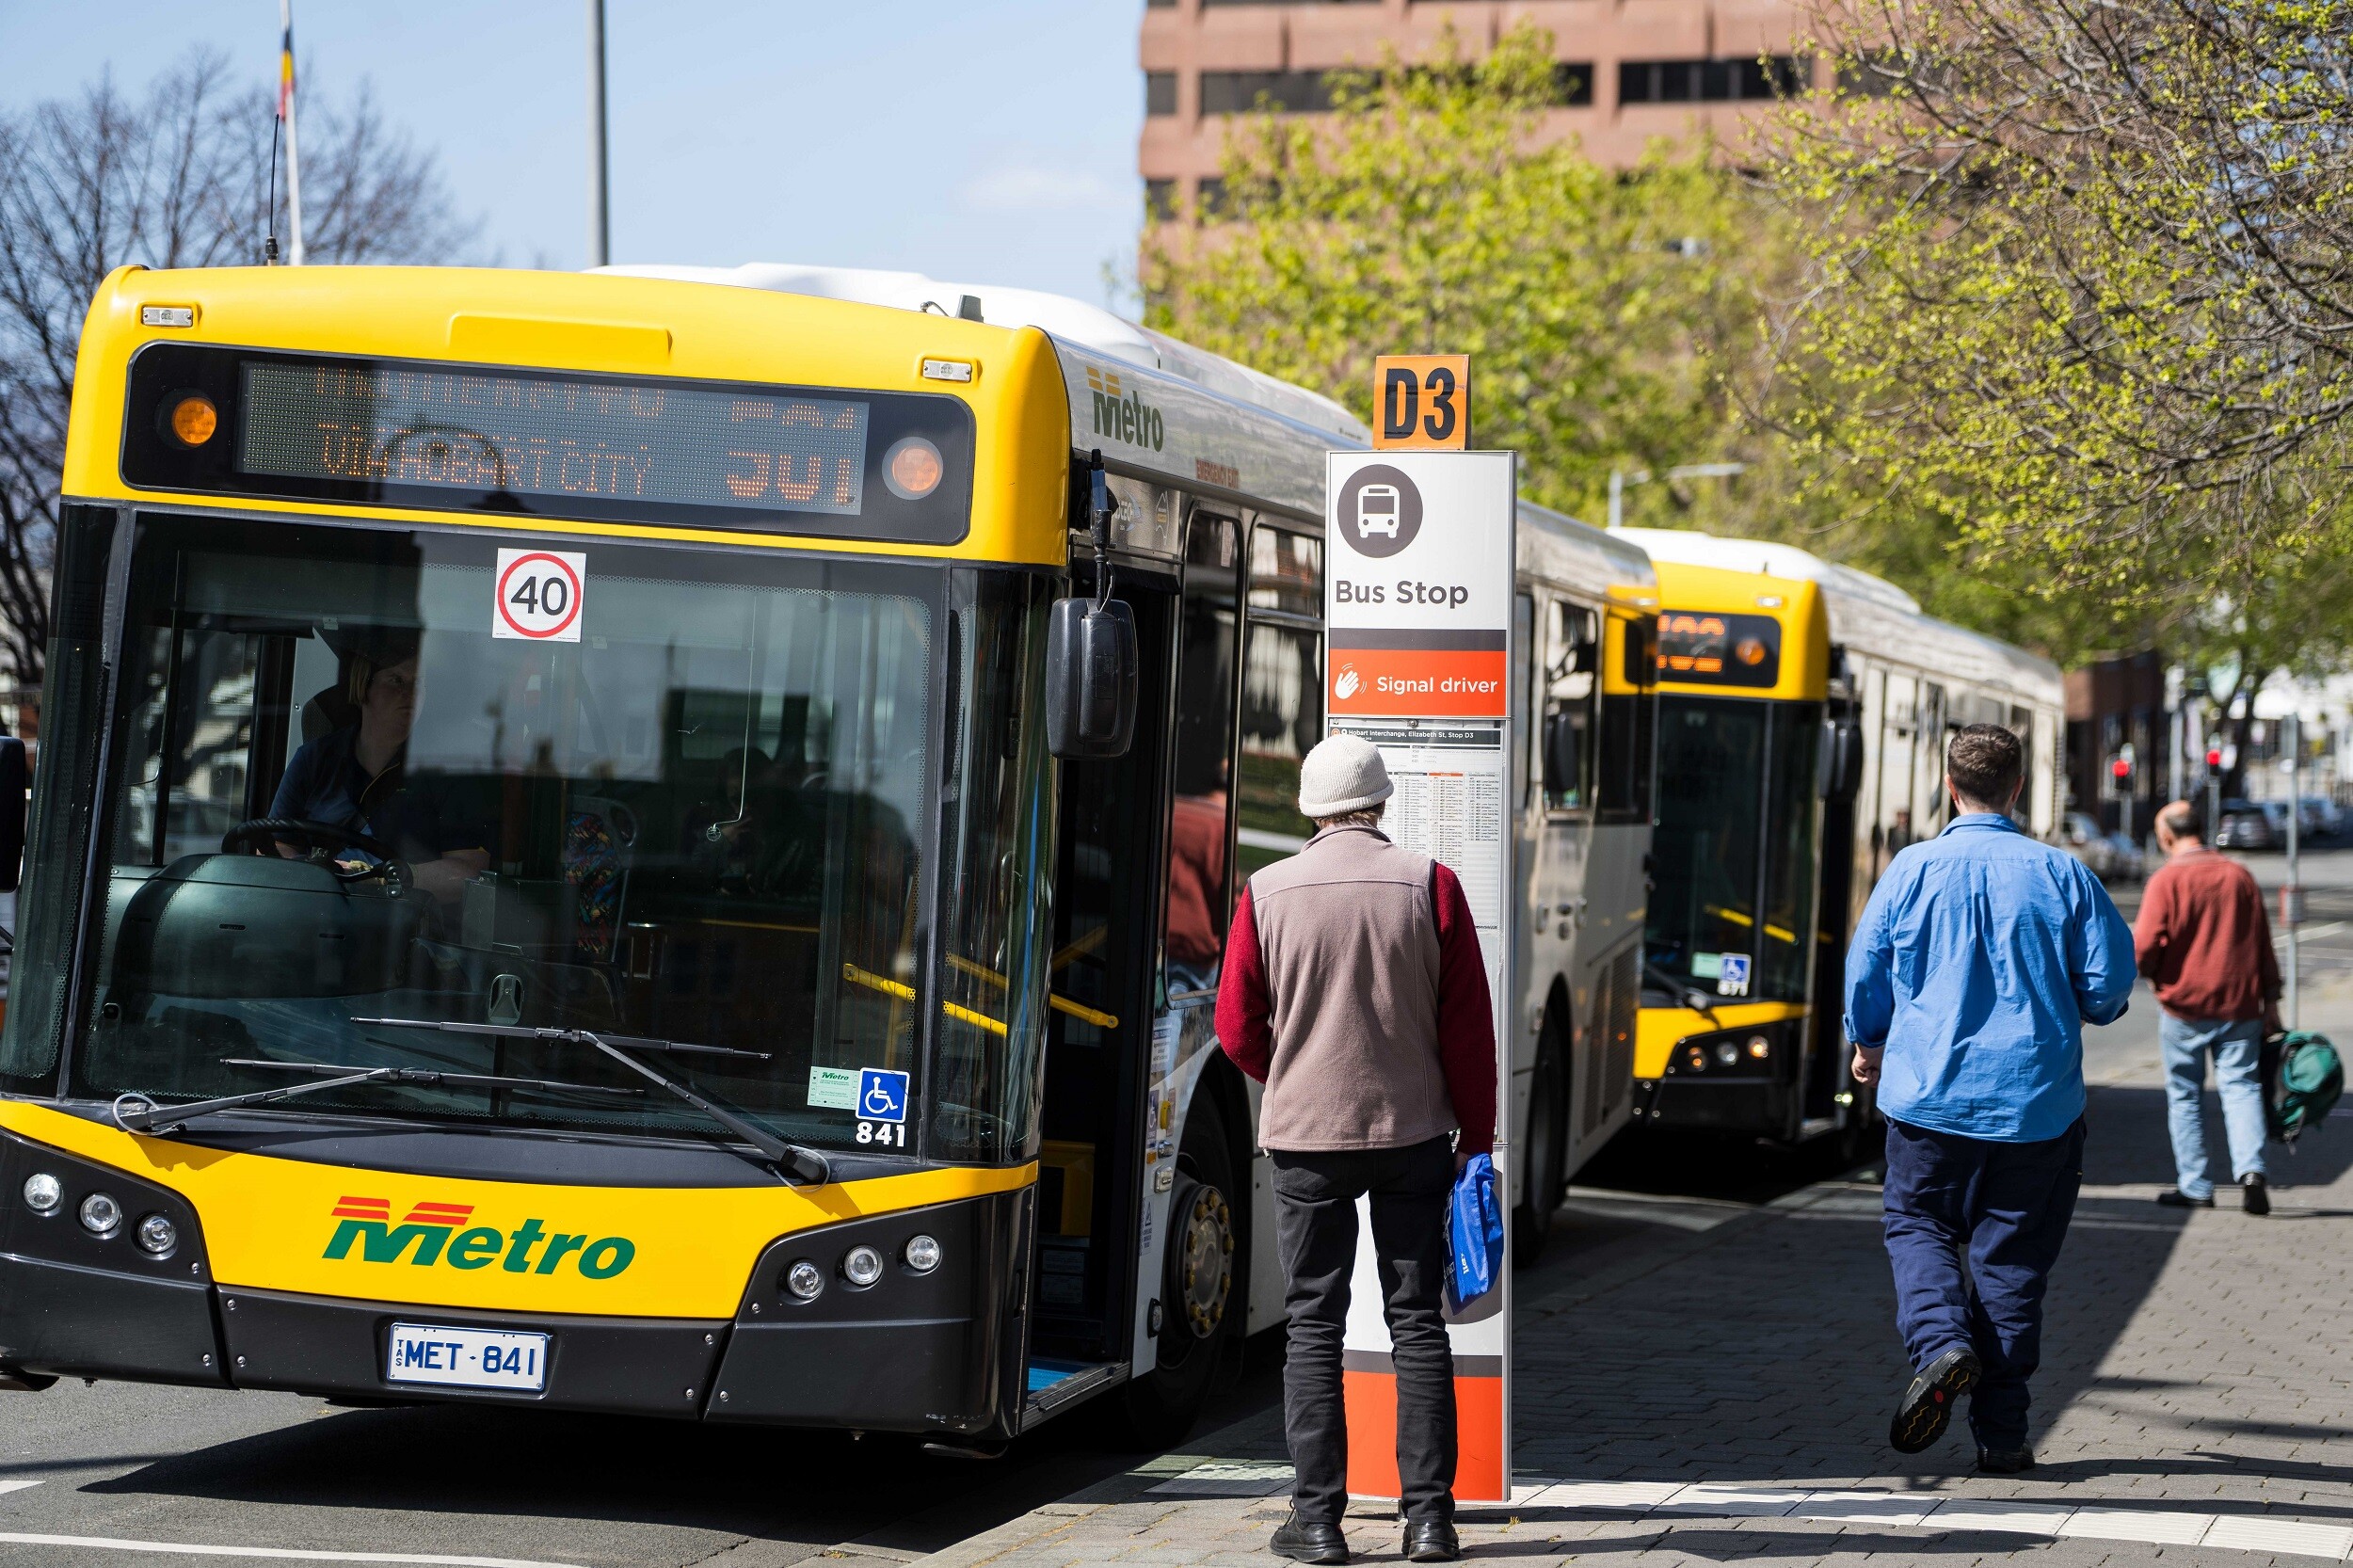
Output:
top-left (1372, 355), bottom-right (1471, 452)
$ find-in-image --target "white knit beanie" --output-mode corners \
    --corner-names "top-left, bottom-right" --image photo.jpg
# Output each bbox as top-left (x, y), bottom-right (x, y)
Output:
top-left (1297, 733), bottom-right (1394, 819)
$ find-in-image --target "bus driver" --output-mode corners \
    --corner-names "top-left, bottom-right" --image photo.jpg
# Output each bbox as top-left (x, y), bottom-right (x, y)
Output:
top-left (270, 632), bottom-right (490, 903)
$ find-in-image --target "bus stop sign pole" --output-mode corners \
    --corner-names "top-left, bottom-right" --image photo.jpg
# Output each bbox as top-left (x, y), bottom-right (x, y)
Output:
top-left (1324, 440), bottom-right (1517, 1505)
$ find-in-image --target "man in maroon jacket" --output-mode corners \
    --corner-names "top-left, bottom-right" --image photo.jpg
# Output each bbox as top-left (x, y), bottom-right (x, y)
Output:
top-left (2135, 800), bottom-right (2282, 1213)
top-left (1217, 734), bottom-right (1496, 1567)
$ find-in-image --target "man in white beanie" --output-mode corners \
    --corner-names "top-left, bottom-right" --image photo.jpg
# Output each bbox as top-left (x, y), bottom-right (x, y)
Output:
top-left (1216, 732), bottom-right (1496, 1566)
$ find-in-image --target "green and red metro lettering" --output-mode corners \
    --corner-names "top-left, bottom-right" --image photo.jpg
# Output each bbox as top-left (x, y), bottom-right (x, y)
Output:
top-left (323, 1196), bottom-right (635, 1278)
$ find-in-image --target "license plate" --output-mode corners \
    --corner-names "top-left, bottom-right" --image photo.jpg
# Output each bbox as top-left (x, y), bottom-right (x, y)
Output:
top-left (385, 1322), bottom-right (549, 1392)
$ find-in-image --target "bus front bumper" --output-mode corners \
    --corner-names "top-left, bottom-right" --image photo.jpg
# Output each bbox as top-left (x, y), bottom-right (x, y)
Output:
top-left (0, 1128), bottom-right (1032, 1437)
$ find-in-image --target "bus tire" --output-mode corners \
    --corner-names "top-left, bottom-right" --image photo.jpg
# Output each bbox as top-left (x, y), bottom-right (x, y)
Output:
top-left (1513, 1008), bottom-right (1571, 1266)
top-left (1115, 1090), bottom-right (1239, 1450)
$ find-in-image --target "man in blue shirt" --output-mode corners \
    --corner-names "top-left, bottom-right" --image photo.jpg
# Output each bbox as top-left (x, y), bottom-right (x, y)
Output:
top-left (1846, 724), bottom-right (2135, 1473)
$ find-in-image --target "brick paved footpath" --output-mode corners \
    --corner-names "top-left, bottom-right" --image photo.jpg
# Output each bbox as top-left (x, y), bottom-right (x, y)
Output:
top-left (915, 976), bottom-right (2353, 1568)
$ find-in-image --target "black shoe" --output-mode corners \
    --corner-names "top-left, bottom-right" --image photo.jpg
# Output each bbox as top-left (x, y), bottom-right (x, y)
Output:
top-left (2242, 1175), bottom-right (2270, 1216)
top-left (1977, 1445), bottom-right (2037, 1474)
top-left (1403, 1519), bottom-right (1461, 1562)
top-left (1270, 1514), bottom-right (1350, 1565)
top-left (1890, 1346), bottom-right (1980, 1454)
top-left (2155, 1188), bottom-right (2215, 1208)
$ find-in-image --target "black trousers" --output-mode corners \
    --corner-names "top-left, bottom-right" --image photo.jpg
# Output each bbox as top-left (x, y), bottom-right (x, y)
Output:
top-left (1271, 1134), bottom-right (1456, 1527)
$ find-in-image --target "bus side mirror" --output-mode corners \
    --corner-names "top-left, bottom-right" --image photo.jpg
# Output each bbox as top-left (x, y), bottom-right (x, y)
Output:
top-left (0, 736), bottom-right (26, 895)
top-left (1820, 716), bottom-right (1864, 803)
top-left (1046, 597), bottom-right (1139, 760)
top-left (1543, 711), bottom-right (1582, 796)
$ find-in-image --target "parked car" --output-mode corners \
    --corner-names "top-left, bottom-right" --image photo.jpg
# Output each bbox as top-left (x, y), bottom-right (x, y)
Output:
top-left (2061, 812), bottom-right (2117, 877)
top-left (2216, 800), bottom-right (2280, 850)
top-left (2100, 831), bottom-right (2146, 882)
top-left (2299, 794), bottom-right (2344, 839)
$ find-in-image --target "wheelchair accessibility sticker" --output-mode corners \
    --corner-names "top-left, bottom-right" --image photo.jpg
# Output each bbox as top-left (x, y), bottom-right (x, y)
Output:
top-left (860, 1069), bottom-right (909, 1124)
top-left (1717, 953), bottom-right (1752, 997)
top-left (854, 1068), bottom-right (911, 1147)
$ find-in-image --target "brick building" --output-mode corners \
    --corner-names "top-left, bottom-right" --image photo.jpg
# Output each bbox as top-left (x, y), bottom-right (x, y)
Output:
top-left (1141, 0), bottom-right (1816, 211)
top-left (2064, 650), bottom-right (2170, 840)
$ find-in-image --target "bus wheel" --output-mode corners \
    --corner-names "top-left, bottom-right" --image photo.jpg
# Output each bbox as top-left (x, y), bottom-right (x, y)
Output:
top-left (1513, 1011), bottom-right (1570, 1266)
top-left (1116, 1091), bottom-right (1237, 1449)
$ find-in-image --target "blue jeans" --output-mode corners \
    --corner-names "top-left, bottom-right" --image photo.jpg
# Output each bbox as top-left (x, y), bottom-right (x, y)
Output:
top-left (2161, 1012), bottom-right (2268, 1200)
top-left (1883, 1116), bottom-right (2085, 1451)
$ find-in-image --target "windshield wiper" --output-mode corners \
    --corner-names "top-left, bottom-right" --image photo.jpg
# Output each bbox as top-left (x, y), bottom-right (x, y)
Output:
top-left (352, 1018), bottom-right (830, 1185)
top-left (110, 1059), bottom-right (645, 1137)
top-left (1643, 962), bottom-right (1719, 1019)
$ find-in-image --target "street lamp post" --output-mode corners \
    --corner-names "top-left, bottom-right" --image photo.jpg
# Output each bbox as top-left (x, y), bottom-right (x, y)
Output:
top-left (1607, 463), bottom-right (1748, 530)
top-left (587, 0), bottom-right (610, 269)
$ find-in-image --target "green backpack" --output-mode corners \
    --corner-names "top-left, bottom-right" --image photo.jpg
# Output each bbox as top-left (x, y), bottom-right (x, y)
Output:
top-left (2263, 1032), bottom-right (2344, 1146)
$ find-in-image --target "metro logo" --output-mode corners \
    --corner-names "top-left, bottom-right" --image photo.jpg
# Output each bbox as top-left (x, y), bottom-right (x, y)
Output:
top-left (1083, 364), bottom-right (1165, 453)
top-left (323, 1195), bottom-right (636, 1279)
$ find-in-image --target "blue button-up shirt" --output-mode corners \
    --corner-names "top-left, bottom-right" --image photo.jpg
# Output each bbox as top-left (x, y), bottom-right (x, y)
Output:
top-left (1844, 812), bottom-right (2136, 1143)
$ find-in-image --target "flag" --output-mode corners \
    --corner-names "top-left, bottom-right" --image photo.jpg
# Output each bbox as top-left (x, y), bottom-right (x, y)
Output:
top-left (277, 22), bottom-right (295, 121)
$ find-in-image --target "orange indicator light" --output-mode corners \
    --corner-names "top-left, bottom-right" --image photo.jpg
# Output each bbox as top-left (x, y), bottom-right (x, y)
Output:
top-left (168, 393), bottom-right (218, 447)
top-left (884, 436), bottom-right (945, 501)
top-left (1735, 637), bottom-right (1768, 665)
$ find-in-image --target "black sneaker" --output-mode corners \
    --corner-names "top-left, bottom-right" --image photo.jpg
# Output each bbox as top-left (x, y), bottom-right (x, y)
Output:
top-left (2155, 1188), bottom-right (2215, 1208)
top-left (1890, 1346), bottom-right (1981, 1454)
top-left (1977, 1445), bottom-right (2037, 1474)
top-left (2242, 1175), bottom-right (2270, 1216)
top-left (1271, 1514), bottom-right (1350, 1566)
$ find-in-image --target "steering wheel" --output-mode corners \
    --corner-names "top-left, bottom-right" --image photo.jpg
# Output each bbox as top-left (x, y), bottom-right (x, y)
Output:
top-left (221, 817), bottom-right (410, 887)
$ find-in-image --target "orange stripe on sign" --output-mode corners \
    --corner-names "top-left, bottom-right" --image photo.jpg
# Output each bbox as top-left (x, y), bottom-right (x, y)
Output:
top-left (1342, 1368), bottom-right (1506, 1503)
top-left (1328, 649), bottom-right (1507, 718)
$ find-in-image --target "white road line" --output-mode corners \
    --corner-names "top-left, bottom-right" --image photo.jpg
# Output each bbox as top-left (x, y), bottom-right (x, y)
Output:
top-left (0, 1535), bottom-right (583, 1568)
top-left (0, 1480), bottom-right (42, 1496)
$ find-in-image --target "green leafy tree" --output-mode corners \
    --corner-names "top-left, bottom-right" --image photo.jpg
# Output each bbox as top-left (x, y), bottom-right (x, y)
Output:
top-left (1140, 24), bottom-right (1768, 523)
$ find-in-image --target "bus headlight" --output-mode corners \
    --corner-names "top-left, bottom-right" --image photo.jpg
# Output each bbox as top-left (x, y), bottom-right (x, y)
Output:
top-left (21, 1173), bottom-right (62, 1215)
top-left (79, 1192), bottom-right (124, 1237)
top-left (1747, 1034), bottom-right (1771, 1061)
top-left (1715, 1042), bottom-right (1739, 1065)
top-left (785, 1259), bottom-right (824, 1301)
top-left (136, 1214), bottom-right (179, 1256)
top-left (904, 1234), bottom-right (941, 1273)
top-left (842, 1244), bottom-right (885, 1288)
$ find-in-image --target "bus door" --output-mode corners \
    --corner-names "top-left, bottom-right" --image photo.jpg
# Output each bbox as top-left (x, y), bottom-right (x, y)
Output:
top-left (1028, 559), bottom-right (1176, 1416)
top-left (1805, 667), bottom-right (1865, 1126)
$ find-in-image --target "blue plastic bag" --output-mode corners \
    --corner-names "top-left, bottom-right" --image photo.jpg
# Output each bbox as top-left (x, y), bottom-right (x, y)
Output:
top-left (1444, 1151), bottom-right (1505, 1313)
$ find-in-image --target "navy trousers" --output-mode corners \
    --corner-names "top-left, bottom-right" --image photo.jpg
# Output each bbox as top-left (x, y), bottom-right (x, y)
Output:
top-left (1881, 1115), bottom-right (2085, 1450)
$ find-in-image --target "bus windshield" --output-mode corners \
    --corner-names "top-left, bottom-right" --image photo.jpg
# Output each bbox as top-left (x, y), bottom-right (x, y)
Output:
top-left (69, 516), bottom-right (938, 1153)
top-left (1645, 696), bottom-right (1820, 1006)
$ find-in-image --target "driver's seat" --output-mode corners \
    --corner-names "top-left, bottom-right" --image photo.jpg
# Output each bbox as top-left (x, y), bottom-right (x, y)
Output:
top-left (298, 682), bottom-right (358, 744)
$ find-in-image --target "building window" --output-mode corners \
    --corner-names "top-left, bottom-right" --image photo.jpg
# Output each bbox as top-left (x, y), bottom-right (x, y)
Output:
top-left (1145, 179), bottom-right (1177, 221)
top-left (1618, 56), bottom-right (1809, 105)
top-left (1146, 71), bottom-right (1177, 117)
top-left (1199, 70), bottom-right (1337, 115)
top-left (1552, 62), bottom-right (1594, 107)
top-left (1196, 176), bottom-right (1228, 215)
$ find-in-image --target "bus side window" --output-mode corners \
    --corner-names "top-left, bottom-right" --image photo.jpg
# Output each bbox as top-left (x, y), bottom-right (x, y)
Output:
top-left (1238, 527), bottom-right (1321, 883)
top-left (1543, 600), bottom-right (1598, 812)
top-left (1597, 612), bottom-right (1656, 821)
top-left (1165, 513), bottom-right (1240, 998)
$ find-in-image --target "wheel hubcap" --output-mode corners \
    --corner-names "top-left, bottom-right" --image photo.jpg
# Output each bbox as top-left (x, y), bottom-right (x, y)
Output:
top-left (1174, 1180), bottom-right (1233, 1339)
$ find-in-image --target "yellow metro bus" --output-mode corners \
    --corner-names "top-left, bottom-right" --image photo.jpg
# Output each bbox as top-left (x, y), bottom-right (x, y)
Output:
top-left (0, 261), bottom-right (1656, 1447)
top-left (1611, 530), bottom-right (2064, 1152)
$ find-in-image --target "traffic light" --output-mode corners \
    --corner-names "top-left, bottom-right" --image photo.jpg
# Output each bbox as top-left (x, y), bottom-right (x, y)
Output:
top-left (2206, 746), bottom-right (2223, 774)
top-left (2105, 744), bottom-right (2137, 799)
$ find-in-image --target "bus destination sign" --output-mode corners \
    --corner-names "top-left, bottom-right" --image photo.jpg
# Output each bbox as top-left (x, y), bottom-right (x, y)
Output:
top-left (239, 360), bottom-right (871, 515)
top-left (120, 344), bottom-right (975, 543)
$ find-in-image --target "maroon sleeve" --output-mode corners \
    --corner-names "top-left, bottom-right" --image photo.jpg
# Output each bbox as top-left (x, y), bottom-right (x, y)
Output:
top-left (1432, 863), bottom-right (1497, 1158)
top-left (1215, 882), bottom-right (1273, 1083)
top-left (2132, 864), bottom-right (2170, 975)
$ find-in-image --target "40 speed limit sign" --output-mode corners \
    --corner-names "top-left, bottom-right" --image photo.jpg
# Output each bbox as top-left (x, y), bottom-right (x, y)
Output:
top-left (493, 549), bottom-right (586, 642)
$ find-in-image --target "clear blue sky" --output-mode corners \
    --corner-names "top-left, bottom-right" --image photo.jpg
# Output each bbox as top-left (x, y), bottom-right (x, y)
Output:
top-left (0, 2), bottom-right (1144, 310)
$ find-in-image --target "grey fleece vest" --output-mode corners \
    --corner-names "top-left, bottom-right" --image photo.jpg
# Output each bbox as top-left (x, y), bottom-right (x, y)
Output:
top-left (1246, 824), bottom-right (1458, 1152)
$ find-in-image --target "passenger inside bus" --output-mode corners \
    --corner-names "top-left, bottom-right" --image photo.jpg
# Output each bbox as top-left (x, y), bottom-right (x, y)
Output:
top-left (269, 632), bottom-right (490, 905)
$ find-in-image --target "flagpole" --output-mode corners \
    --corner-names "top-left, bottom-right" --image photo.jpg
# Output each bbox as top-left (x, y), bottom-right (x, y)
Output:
top-left (587, 0), bottom-right (609, 267)
top-left (280, 0), bottom-right (305, 265)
